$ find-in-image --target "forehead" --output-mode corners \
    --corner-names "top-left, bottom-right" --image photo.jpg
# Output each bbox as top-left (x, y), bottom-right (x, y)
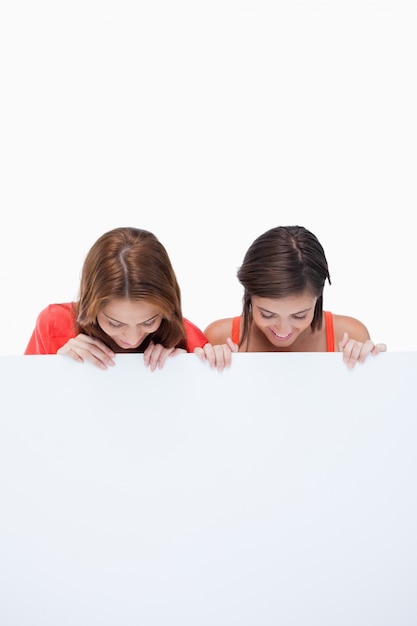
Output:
top-left (252, 293), bottom-right (317, 314)
top-left (100, 299), bottom-right (160, 324)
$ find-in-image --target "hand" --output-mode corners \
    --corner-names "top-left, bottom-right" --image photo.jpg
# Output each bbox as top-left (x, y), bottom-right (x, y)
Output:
top-left (194, 338), bottom-right (238, 372)
top-left (143, 342), bottom-right (186, 371)
top-left (339, 332), bottom-right (387, 369)
top-left (57, 333), bottom-right (116, 370)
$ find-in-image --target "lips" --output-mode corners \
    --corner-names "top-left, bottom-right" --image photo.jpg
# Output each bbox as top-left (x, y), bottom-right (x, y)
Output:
top-left (271, 329), bottom-right (294, 341)
top-left (118, 338), bottom-right (142, 349)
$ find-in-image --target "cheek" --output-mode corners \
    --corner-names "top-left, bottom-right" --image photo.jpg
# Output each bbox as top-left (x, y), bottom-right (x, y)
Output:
top-left (139, 321), bottom-right (162, 337)
top-left (151, 319), bottom-right (163, 332)
top-left (96, 315), bottom-right (119, 336)
top-left (98, 321), bottom-right (116, 336)
top-left (296, 315), bottom-right (314, 330)
top-left (253, 313), bottom-right (270, 327)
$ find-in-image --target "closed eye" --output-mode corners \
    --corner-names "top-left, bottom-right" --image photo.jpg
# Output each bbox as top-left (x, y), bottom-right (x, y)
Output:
top-left (142, 318), bottom-right (159, 328)
top-left (107, 320), bottom-right (123, 328)
top-left (260, 311), bottom-right (275, 320)
top-left (260, 311), bottom-right (308, 321)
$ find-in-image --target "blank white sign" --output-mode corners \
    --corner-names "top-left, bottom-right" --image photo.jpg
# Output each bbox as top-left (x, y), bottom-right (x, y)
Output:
top-left (0, 352), bottom-right (416, 625)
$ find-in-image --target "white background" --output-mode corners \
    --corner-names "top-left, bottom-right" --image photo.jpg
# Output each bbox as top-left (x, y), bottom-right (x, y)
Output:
top-left (1, 0), bottom-right (416, 355)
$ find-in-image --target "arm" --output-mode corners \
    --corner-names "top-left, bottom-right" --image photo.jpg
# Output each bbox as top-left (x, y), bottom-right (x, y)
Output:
top-left (204, 317), bottom-right (235, 345)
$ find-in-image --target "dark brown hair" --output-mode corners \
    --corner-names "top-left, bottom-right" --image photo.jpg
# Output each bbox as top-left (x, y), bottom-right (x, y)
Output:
top-left (75, 227), bottom-right (187, 352)
top-left (237, 225), bottom-right (331, 347)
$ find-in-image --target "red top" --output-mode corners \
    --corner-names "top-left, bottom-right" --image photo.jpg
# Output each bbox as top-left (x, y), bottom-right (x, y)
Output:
top-left (231, 311), bottom-right (335, 352)
top-left (24, 302), bottom-right (208, 354)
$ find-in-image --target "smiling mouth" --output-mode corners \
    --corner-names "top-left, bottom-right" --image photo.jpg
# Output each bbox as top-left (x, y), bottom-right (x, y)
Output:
top-left (271, 329), bottom-right (293, 341)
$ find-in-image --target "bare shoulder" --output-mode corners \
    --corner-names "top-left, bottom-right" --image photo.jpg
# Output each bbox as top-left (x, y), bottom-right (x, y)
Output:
top-left (204, 317), bottom-right (235, 344)
top-left (332, 313), bottom-right (371, 343)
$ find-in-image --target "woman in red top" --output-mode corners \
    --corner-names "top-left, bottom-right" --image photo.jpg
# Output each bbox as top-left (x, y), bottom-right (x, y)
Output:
top-left (196, 225), bottom-right (386, 370)
top-left (25, 227), bottom-right (213, 371)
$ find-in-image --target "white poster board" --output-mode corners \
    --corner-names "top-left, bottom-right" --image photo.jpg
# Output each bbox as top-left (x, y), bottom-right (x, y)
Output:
top-left (0, 352), bottom-right (416, 625)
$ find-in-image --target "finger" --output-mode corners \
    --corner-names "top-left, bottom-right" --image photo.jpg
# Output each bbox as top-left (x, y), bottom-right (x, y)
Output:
top-left (78, 348), bottom-right (115, 369)
top-left (156, 348), bottom-right (173, 370)
top-left (338, 332), bottom-right (349, 352)
top-left (74, 334), bottom-right (115, 359)
top-left (57, 339), bottom-right (115, 369)
top-left (57, 344), bottom-right (84, 363)
top-left (372, 343), bottom-right (387, 355)
top-left (143, 342), bottom-right (156, 367)
top-left (220, 344), bottom-right (233, 368)
top-left (169, 348), bottom-right (187, 358)
top-left (146, 343), bottom-right (165, 371)
top-left (202, 343), bottom-right (217, 368)
top-left (151, 345), bottom-right (177, 371)
top-left (155, 347), bottom-right (183, 369)
top-left (193, 346), bottom-right (207, 362)
top-left (356, 340), bottom-right (377, 363)
top-left (194, 344), bottom-right (220, 368)
top-left (226, 337), bottom-right (239, 352)
top-left (343, 340), bottom-right (364, 369)
top-left (213, 345), bottom-right (226, 372)
top-left (212, 344), bottom-right (234, 371)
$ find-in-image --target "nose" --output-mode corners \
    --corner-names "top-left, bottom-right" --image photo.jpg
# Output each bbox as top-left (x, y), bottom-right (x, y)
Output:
top-left (121, 326), bottom-right (145, 346)
top-left (273, 321), bottom-right (292, 336)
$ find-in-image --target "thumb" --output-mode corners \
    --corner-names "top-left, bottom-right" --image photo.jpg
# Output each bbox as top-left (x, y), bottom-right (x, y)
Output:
top-left (372, 342), bottom-right (387, 355)
top-left (193, 346), bottom-right (206, 360)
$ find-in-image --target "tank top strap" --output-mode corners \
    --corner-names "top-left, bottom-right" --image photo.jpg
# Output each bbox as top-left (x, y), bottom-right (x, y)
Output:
top-left (324, 311), bottom-right (335, 352)
top-left (231, 316), bottom-right (241, 344)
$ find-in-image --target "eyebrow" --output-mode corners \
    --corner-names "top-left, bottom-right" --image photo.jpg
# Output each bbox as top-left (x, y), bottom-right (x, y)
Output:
top-left (102, 313), bottom-right (160, 325)
top-left (257, 305), bottom-right (313, 316)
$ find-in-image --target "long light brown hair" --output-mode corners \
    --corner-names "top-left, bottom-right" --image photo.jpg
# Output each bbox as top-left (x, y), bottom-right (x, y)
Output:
top-left (75, 227), bottom-right (187, 352)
